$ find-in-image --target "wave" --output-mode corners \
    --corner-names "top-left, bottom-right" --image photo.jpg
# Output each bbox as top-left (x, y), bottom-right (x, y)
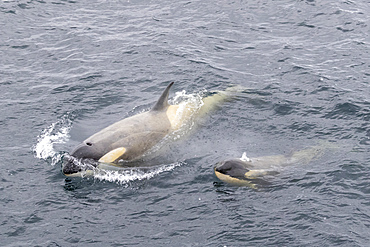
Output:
top-left (93, 162), bottom-right (182, 185)
top-left (33, 114), bottom-right (72, 166)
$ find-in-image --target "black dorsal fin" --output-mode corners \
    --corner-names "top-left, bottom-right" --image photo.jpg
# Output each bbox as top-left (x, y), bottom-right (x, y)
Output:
top-left (151, 82), bottom-right (174, 111)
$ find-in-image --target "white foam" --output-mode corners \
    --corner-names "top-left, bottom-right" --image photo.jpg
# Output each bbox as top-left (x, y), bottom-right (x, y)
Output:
top-left (93, 162), bottom-right (181, 184)
top-left (33, 116), bottom-right (72, 165)
top-left (240, 152), bottom-right (252, 162)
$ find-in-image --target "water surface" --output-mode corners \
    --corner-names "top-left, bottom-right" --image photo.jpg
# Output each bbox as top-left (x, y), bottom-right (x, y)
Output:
top-left (1, 0), bottom-right (369, 246)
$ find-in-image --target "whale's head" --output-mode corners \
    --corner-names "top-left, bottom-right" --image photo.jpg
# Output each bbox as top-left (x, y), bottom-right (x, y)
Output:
top-left (214, 159), bottom-right (259, 187)
top-left (62, 141), bottom-right (105, 176)
top-left (214, 159), bottom-right (250, 180)
top-left (214, 159), bottom-right (275, 188)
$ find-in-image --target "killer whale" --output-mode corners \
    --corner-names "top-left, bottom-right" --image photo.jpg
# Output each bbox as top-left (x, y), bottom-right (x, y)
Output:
top-left (63, 82), bottom-right (237, 177)
top-left (214, 142), bottom-right (336, 187)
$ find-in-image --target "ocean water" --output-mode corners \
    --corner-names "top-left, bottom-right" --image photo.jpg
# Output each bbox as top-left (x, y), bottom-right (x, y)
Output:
top-left (1, 0), bottom-right (369, 246)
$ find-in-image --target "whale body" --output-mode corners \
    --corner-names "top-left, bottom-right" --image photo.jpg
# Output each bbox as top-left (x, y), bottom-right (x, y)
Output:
top-left (214, 142), bottom-right (335, 187)
top-left (63, 82), bottom-right (235, 177)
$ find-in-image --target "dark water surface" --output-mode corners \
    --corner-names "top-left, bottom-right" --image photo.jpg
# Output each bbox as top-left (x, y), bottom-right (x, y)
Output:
top-left (1, 0), bottom-right (369, 246)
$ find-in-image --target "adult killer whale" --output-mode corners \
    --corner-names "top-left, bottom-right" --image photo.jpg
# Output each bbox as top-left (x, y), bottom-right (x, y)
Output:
top-left (63, 82), bottom-right (236, 177)
top-left (214, 141), bottom-right (336, 187)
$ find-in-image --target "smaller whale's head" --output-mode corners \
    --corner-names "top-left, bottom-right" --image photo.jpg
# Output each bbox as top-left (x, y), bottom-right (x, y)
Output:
top-left (214, 159), bottom-right (274, 187)
top-left (62, 141), bottom-right (105, 176)
top-left (214, 159), bottom-right (250, 180)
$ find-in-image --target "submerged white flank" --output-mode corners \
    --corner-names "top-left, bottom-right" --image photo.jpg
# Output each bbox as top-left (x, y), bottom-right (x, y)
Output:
top-left (166, 90), bottom-right (204, 132)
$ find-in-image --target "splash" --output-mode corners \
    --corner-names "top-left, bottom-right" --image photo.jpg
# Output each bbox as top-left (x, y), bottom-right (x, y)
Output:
top-left (240, 152), bottom-right (252, 162)
top-left (93, 162), bottom-right (182, 185)
top-left (33, 115), bottom-right (72, 166)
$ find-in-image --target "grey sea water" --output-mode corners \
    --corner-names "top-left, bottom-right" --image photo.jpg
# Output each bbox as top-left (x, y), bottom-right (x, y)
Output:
top-left (1, 0), bottom-right (369, 246)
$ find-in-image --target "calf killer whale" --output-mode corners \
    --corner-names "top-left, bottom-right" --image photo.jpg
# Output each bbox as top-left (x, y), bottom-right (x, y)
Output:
top-left (214, 142), bottom-right (336, 187)
top-left (63, 82), bottom-right (236, 177)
